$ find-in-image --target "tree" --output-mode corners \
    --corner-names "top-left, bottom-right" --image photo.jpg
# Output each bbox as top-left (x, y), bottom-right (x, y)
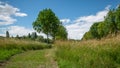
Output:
top-left (56, 25), bottom-right (68, 40)
top-left (90, 23), bottom-right (100, 39)
top-left (33, 8), bottom-right (60, 43)
top-left (115, 5), bottom-right (120, 30)
top-left (105, 10), bottom-right (118, 35)
top-left (6, 31), bottom-right (10, 38)
top-left (82, 31), bottom-right (93, 40)
top-left (28, 33), bottom-right (31, 39)
top-left (82, 4), bottom-right (120, 40)
top-left (97, 22), bottom-right (109, 38)
top-left (31, 32), bottom-right (37, 40)
top-left (16, 35), bottom-right (20, 39)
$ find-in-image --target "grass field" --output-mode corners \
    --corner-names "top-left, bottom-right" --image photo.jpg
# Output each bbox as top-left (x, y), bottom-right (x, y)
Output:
top-left (1, 48), bottom-right (58, 68)
top-left (1, 35), bottom-right (120, 68)
top-left (55, 35), bottom-right (120, 68)
top-left (0, 38), bottom-right (51, 63)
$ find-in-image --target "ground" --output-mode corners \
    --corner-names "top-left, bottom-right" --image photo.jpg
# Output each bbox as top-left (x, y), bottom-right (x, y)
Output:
top-left (0, 47), bottom-right (58, 68)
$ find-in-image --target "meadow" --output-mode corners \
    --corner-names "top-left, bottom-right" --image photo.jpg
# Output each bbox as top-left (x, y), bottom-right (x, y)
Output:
top-left (55, 35), bottom-right (120, 68)
top-left (0, 38), bottom-right (51, 63)
top-left (1, 35), bottom-right (120, 68)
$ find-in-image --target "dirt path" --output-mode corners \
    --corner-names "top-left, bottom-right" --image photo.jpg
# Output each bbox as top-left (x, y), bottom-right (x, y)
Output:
top-left (38, 47), bottom-right (58, 68)
top-left (0, 48), bottom-right (58, 68)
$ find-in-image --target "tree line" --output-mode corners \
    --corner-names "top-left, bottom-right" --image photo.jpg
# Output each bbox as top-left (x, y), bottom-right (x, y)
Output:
top-left (5, 31), bottom-right (42, 41)
top-left (82, 5), bottom-right (120, 40)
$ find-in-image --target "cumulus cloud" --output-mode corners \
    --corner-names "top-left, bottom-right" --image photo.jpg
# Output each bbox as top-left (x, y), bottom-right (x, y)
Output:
top-left (60, 19), bottom-right (71, 23)
top-left (0, 1), bottom-right (27, 26)
top-left (66, 5), bottom-right (110, 40)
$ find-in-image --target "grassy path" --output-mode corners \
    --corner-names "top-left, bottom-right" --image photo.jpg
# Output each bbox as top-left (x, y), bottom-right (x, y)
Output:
top-left (1, 48), bottom-right (58, 68)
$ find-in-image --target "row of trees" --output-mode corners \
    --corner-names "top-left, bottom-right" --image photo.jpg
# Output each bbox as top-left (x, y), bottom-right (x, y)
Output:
top-left (33, 8), bottom-right (68, 43)
top-left (82, 5), bottom-right (120, 40)
top-left (6, 31), bottom-right (43, 41)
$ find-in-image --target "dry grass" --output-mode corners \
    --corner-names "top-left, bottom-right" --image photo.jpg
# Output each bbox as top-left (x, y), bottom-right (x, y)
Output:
top-left (55, 35), bottom-right (120, 68)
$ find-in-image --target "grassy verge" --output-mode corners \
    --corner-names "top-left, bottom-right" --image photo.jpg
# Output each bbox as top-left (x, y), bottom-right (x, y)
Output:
top-left (3, 48), bottom-right (58, 68)
top-left (0, 38), bottom-right (51, 63)
top-left (3, 50), bottom-right (45, 68)
top-left (55, 35), bottom-right (120, 68)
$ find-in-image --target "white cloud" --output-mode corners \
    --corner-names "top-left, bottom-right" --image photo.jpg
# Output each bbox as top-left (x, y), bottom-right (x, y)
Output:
top-left (60, 19), bottom-right (71, 23)
top-left (8, 26), bottom-right (33, 36)
top-left (7, 26), bottom-right (46, 38)
top-left (15, 13), bottom-right (27, 17)
top-left (66, 5), bottom-right (110, 40)
top-left (0, 25), bottom-right (47, 38)
top-left (0, 15), bottom-right (16, 25)
top-left (0, 1), bottom-right (27, 26)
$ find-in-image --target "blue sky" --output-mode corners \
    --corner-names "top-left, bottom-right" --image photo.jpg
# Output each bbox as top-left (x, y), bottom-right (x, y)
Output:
top-left (0, 0), bottom-right (119, 39)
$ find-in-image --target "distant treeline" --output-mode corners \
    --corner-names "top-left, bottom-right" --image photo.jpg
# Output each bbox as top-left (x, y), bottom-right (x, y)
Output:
top-left (4, 31), bottom-right (50, 43)
top-left (82, 5), bottom-right (120, 40)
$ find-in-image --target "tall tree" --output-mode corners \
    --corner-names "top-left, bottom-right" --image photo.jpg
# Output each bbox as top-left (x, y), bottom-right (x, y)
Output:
top-left (31, 32), bottom-right (37, 40)
top-left (105, 10), bottom-right (118, 35)
top-left (97, 22), bottom-right (109, 38)
top-left (115, 5), bottom-right (120, 30)
top-left (6, 31), bottom-right (10, 38)
top-left (33, 8), bottom-right (60, 43)
top-left (28, 33), bottom-right (31, 38)
top-left (56, 25), bottom-right (68, 40)
top-left (90, 23), bottom-right (100, 39)
top-left (82, 4), bottom-right (120, 40)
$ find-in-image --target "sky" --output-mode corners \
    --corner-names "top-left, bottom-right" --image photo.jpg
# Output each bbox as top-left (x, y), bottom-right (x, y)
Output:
top-left (0, 0), bottom-right (119, 40)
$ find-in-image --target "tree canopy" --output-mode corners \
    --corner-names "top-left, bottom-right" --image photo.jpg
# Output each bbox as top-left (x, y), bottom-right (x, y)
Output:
top-left (82, 5), bottom-right (120, 40)
top-left (33, 8), bottom-right (67, 42)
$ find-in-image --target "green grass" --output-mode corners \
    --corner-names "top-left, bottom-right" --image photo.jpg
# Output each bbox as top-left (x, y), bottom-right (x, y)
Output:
top-left (0, 49), bottom-right (22, 62)
top-left (0, 38), bottom-right (51, 63)
top-left (55, 35), bottom-right (120, 68)
top-left (1, 36), bottom-right (120, 68)
top-left (3, 48), bottom-right (58, 68)
top-left (4, 50), bottom-right (45, 68)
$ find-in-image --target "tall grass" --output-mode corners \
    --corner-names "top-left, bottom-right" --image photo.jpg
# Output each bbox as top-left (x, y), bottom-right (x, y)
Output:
top-left (55, 35), bottom-right (120, 68)
top-left (0, 38), bottom-right (51, 63)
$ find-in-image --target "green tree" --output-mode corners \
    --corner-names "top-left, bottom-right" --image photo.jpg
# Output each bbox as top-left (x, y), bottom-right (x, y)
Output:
top-left (105, 10), bottom-right (118, 35)
top-left (115, 5), bottom-right (120, 30)
top-left (90, 23), bottom-right (100, 39)
top-left (31, 32), bottom-right (37, 40)
top-left (56, 25), bottom-right (68, 40)
top-left (82, 4), bottom-right (120, 40)
top-left (6, 31), bottom-right (10, 38)
top-left (97, 22), bottom-right (109, 38)
top-left (82, 31), bottom-right (93, 40)
top-left (28, 33), bottom-right (31, 39)
top-left (33, 8), bottom-right (60, 43)
top-left (16, 35), bottom-right (20, 39)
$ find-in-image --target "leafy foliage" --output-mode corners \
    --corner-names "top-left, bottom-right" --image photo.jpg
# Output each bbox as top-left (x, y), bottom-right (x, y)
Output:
top-left (83, 5), bottom-right (120, 40)
top-left (33, 8), bottom-right (68, 42)
top-left (33, 8), bottom-right (60, 42)
top-left (56, 24), bottom-right (68, 40)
